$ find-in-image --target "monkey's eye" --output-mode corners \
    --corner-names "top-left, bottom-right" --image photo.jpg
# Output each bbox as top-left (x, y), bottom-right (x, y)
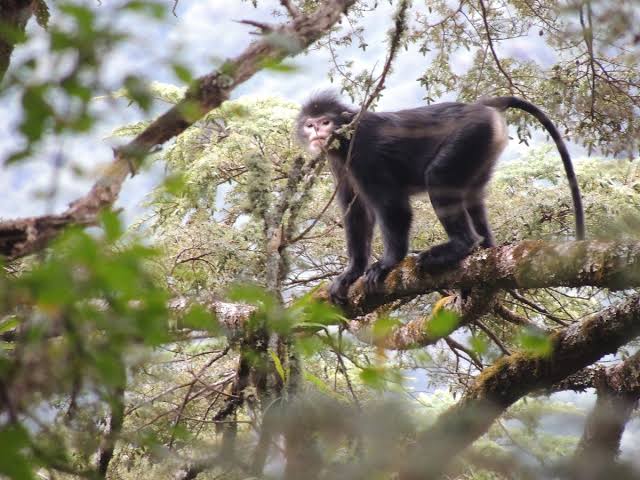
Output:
top-left (322, 120), bottom-right (331, 126)
top-left (306, 124), bottom-right (313, 128)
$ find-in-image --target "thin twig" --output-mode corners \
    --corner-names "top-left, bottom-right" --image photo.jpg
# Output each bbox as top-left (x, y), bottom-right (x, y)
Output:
top-left (291, 1), bottom-right (410, 243)
top-left (445, 336), bottom-right (483, 370)
top-left (474, 319), bottom-right (510, 356)
top-left (507, 289), bottom-right (569, 326)
top-left (280, 0), bottom-right (301, 19)
top-left (362, 0), bottom-right (410, 111)
top-left (235, 19), bottom-right (274, 34)
top-left (579, 0), bottom-right (597, 156)
top-left (477, 0), bottom-right (525, 96)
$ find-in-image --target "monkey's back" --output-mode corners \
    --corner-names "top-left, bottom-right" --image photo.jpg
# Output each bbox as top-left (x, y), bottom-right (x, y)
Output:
top-left (348, 102), bottom-right (499, 193)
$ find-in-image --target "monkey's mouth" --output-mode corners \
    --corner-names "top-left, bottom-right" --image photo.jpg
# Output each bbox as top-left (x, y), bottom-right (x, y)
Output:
top-left (310, 136), bottom-right (327, 148)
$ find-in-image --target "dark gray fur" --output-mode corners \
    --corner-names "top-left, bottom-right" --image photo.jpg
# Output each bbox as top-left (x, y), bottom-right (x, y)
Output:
top-left (296, 92), bottom-right (585, 302)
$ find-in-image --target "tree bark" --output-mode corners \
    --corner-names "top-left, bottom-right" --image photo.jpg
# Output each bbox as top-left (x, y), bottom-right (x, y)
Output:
top-left (399, 293), bottom-right (640, 480)
top-left (163, 240), bottom-right (640, 351)
top-left (316, 240), bottom-right (640, 318)
top-left (572, 351), bottom-right (640, 479)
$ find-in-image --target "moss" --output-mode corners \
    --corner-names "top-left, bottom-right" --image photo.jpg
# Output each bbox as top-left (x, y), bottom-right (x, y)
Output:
top-left (384, 266), bottom-right (403, 291)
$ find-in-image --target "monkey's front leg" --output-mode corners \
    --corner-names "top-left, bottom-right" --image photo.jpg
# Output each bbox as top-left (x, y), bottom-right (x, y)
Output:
top-left (329, 186), bottom-right (374, 303)
top-left (363, 199), bottom-right (412, 293)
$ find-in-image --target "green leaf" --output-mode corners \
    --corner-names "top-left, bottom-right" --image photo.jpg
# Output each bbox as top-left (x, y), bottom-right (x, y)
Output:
top-left (259, 58), bottom-right (298, 73)
top-left (60, 76), bottom-right (92, 102)
top-left (0, 425), bottom-right (35, 480)
top-left (181, 304), bottom-right (218, 333)
top-left (425, 309), bottom-right (459, 338)
top-left (50, 30), bottom-right (75, 50)
top-left (304, 371), bottom-right (346, 400)
top-left (122, 0), bottom-right (167, 19)
top-left (172, 63), bottom-right (193, 84)
top-left (227, 284), bottom-right (276, 310)
top-left (0, 316), bottom-right (20, 334)
top-left (0, 21), bottom-right (28, 45)
top-left (64, 229), bottom-right (99, 265)
top-left (100, 210), bottom-right (124, 243)
top-left (124, 75), bottom-right (153, 111)
top-left (177, 99), bottom-right (202, 122)
top-left (470, 334), bottom-right (488, 355)
top-left (6, 149), bottom-right (31, 164)
top-left (170, 423), bottom-right (192, 442)
top-left (517, 329), bottom-right (553, 357)
top-left (372, 315), bottom-right (400, 340)
top-left (93, 351), bottom-right (126, 387)
top-left (59, 5), bottom-right (95, 32)
top-left (300, 299), bottom-right (343, 326)
top-left (132, 292), bottom-right (170, 345)
top-left (269, 349), bottom-right (287, 382)
top-left (296, 335), bottom-right (324, 357)
top-left (359, 366), bottom-right (387, 390)
top-left (24, 262), bottom-right (74, 306)
top-left (163, 173), bottom-right (186, 196)
top-left (295, 322), bottom-right (330, 331)
top-left (21, 86), bottom-right (53, 142)
top-left (221, 103), bottom-right (250, 118)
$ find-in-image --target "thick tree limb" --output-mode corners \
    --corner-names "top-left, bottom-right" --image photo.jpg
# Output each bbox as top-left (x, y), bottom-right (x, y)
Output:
top-left (316, 240), bottom-right (640, 318)
top-left (544, 367), bottom-right (597, 393)
top-left (0, 0), bottom-right (355, 260)
top-left (399, 293), bottom-right (640, 480)
top-left (573, 351), bottom-right (640, 479)
top-left (169, 240), bottom-right (640, 350)
top-left (347, 289), bottom-right (498, 350)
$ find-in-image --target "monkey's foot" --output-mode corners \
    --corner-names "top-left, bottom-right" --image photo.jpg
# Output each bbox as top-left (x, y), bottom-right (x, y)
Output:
top-left (417, 244), bottom-right (470, 272)
top-left (363, 262), bottom-right (393, 293)
top-left (329, 269), bottom-right (362, 304)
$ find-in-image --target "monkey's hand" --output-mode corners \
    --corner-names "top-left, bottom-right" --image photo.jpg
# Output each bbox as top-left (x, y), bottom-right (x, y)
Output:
top-left (363, 261), bottom-right (393, 293)
top-left (329, 268), bottom-right (362, 304)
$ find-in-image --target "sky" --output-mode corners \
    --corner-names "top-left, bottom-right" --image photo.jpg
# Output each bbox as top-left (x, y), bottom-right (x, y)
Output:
top-left (0, 0), bottom-right (587, 223)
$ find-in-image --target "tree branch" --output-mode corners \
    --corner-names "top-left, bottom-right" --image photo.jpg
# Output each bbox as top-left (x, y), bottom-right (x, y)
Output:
top-left (171, 240), bottom-right (640, 351)
top-left (573, 351), bottom-right (640, 478)
top-left (316, 240), bottom-right (640, 319)
top-left (399, 292), bottom-right (640, 479)
top-left (0, 0), bottom-right (356, 260)
top-left (97, 386), bottom-right (125, 477)
top-left (477, 0), bottom-right (525, 96)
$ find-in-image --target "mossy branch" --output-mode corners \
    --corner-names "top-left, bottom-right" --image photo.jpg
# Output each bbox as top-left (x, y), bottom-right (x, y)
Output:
top-left (399, 293), bottom-right (640, 479)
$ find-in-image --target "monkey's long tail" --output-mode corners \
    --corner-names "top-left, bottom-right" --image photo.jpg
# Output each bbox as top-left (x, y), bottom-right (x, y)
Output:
top-left (480, 96), bottom-right (585, 240)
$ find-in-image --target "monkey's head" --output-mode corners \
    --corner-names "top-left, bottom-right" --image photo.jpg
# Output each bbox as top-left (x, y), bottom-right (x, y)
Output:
top-left (296, 91), bottom-right (356, 155)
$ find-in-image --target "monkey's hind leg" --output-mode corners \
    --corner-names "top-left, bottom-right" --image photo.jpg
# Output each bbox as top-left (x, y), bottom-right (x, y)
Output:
top-left (420, 155), bottom-right (484, 272)
top-left (418, 191), bottom-right (481, 272)
top-left (465, 186), bottom-right (495, 248)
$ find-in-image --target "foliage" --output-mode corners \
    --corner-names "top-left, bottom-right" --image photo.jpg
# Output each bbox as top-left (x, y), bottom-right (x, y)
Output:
top-left (0, 214), bottom-right (170, 478)
top-left (1, 1), bottom-right (640, 479)
top-left (1, 1), bottom-right (171, 164)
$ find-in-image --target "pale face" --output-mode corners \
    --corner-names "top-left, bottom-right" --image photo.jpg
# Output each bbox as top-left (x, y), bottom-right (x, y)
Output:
top-left (302, 116), bottom-right (335, 154)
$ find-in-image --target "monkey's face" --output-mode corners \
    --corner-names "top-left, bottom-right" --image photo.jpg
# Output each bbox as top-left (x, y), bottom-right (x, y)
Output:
top-left (301, 116), bottom-right (335, 154)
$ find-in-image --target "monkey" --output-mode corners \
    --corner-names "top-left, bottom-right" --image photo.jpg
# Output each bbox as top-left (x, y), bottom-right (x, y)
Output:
top-left (295, 91), bottom-right (585, 303)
